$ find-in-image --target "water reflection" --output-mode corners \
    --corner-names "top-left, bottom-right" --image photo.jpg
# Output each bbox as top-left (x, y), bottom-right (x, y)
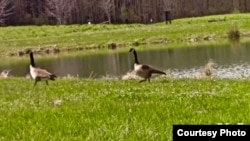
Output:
top-left (1, 42), bottom-right (250, 79)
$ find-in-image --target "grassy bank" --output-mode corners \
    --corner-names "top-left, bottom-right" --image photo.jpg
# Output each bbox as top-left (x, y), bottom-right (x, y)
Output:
top-left (1, 13), bottom-right (250, 140)
top-left (0, 13), bottom-right (250, 56)
top-left (0, 78), bottom-right (250, 140)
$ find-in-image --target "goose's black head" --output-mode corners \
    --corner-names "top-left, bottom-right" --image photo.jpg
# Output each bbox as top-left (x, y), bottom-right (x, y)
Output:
top-left (26, 49), bottom-right (33, 54)
top-left (28, 50), bottom-right (35, 67)
top-left (29, 51), bottom-right (34, 59)
top-left (129, 48), bottom-right (135, 52)
top-left (129, 48), bottom-right (139, 64)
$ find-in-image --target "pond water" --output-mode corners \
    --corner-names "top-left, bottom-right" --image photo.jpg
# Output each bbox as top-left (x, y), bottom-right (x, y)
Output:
top-left (1, 41), bottom-right (250, 79)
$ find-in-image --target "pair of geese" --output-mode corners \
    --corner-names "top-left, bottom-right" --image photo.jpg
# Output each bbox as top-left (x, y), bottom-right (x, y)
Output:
top-left (28, 48), bottom-right (166, 86)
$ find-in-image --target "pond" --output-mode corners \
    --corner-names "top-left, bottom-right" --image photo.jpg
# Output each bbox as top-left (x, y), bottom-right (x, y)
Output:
top-left (1, 41), bottom-right (250, 80)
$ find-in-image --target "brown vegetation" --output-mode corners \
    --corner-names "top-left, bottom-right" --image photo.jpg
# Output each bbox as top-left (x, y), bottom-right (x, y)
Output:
top-left (0, 0), bottom-right (14, 25)
top-left (0, 0), bottom-right (249, 25)
top-left (228, 25), bottom-right (240, 42)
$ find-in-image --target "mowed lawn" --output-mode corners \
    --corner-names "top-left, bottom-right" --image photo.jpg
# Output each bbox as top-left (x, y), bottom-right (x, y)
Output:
top-left (1, 13), bottom-right (250, 140)
top-left (0, 13), bottom-right (250, 56)
top-left (0, 78), bottom-right (250, 140)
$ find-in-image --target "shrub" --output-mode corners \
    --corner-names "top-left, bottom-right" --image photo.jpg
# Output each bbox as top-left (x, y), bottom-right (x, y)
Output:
top-left (228, 24), bottom-right (240, 42)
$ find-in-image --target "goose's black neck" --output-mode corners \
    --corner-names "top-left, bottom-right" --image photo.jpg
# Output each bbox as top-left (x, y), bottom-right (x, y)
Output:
top-left (132, 50), bottom-right (139, 64)
top-left (29, 52), bottom-right (36, 67)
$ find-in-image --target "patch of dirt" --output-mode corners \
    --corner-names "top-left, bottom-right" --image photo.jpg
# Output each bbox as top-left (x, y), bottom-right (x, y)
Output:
top-left (7, 43), bottom-right (128, 57)
top-left (8, 46), bottom-right (60, 56)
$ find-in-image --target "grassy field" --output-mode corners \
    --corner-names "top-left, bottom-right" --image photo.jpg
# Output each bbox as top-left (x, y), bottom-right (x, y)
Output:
top-left (0, 13), bottom-right (250, 56)
top-left (0, 78), bottom-right (250, 140)
top-left (1, 13), bottom-right (250, 140)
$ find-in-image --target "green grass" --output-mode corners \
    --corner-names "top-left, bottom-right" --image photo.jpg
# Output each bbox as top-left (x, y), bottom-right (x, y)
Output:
top-left (0, 78), bottom-right (250, 140)
top-left (0, 13), bottom-right (250, 56)
top-left (1, 13), bottom-right (250, 140)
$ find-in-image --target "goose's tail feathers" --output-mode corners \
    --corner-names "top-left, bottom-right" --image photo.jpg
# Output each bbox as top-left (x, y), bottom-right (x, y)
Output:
top-left (49, 74), bottom-right (57, 80)
top-left (151, 69), bottom-right (166, 75)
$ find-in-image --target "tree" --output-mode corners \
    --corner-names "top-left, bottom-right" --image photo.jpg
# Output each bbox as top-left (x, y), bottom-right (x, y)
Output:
top-left (0, 0), bottom-right (14, 25)
top-left (99, 0), bottom-right (114, 23)
top-left (44, 0), bottom-right (76, 24)
top-left (161, 0), bottom-right (175, 23)
top-left (162, 0), bottom-right (175, 11)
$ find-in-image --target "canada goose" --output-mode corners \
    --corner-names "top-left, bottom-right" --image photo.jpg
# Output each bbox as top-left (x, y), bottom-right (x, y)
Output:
top-left (29, 51), bottom-right (56, 86)
top-left (129, 48), bottom-right (166, 83)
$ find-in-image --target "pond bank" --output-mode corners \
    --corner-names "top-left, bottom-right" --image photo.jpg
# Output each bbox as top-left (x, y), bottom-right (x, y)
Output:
top-left (0, 13), bottom-right (249, 57)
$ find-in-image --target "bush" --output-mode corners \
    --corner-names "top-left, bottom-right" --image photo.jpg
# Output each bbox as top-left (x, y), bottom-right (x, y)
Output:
top-left (228, 24), bottom-right (240, 41)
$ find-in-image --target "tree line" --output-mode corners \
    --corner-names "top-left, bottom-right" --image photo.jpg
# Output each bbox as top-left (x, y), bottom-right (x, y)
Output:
top-left (0, 0), bottom-right (249, 26)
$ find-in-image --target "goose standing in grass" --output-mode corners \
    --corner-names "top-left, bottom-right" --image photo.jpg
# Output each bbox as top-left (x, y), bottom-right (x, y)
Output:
top-left (29, 51), bottom-right (56, 86)
top-left (129, 48), bottom-right (166, 83)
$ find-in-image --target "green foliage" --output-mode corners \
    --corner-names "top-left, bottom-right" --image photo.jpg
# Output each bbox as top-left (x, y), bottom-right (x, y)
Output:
top-left (0, 78), bottom-right (250, 140)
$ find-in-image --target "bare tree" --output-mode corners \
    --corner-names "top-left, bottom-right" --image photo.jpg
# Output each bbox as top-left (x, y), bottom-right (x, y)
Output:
top-left (2, 0), bottom-right (250, 25)
top-left (233, 0), bottom-right (239, 12)
top-left (99, 0), bottom-right (114, 24)
top-left (162, 0), bottom-right (175, 11)
top-left (0, 0), bottom-right (14, 25)
top-left (161, 0), bottom-right (175, 23)
top-left (44, 0), bottom-right (76, 24)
